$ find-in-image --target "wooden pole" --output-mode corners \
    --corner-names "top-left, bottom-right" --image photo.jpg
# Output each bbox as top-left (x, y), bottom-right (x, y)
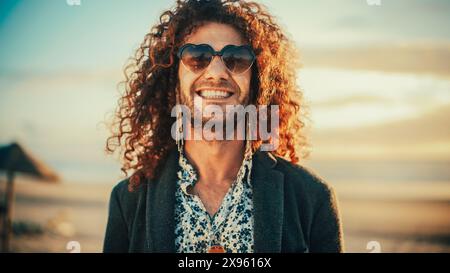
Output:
top-left (2, 170), bottom-right (14, 253)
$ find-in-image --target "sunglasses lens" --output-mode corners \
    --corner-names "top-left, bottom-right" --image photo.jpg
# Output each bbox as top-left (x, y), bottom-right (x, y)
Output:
top-left (180, 44), bottom-right (212, 73)
top-left (222, 46), bottom-right (255, 74)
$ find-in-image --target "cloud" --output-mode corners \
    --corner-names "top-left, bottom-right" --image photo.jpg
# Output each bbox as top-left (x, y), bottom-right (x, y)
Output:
top-left (301, 43), bottom-right (450, 78)
top-left (312, 94), bottom-right (392, 108)
top-left (309, 103), bottom-right (450, 160)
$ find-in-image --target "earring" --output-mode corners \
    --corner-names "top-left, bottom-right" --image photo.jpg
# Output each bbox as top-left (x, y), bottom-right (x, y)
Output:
top-left (244, 113), bottom-right (253, 159)
top-left (176, 109), bottom-right (184, 154)
top-left (175, 85), bottom-right (184, 154)
top-left (244, 114), bottom-right (253, 184)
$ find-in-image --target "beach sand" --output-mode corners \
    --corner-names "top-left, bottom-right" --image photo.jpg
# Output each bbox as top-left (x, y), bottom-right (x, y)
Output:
top-left (1, 177), bottom-right (449, 253)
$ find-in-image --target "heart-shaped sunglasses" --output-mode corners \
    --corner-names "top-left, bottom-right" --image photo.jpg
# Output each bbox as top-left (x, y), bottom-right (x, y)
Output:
top-left (177, 43), bottom-right (256, 75)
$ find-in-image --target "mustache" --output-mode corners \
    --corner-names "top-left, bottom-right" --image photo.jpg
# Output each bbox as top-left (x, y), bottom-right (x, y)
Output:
top-left (191, 79), bottom-right (239, 93)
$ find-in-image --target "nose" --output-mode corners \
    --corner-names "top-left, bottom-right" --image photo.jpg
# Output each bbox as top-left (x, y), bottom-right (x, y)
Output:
top-left (202, 55), bottom-right (230, 80)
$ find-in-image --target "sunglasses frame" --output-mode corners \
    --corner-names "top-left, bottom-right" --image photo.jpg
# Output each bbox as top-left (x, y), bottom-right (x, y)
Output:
top-left (177, 43), bottom-right (256, 75)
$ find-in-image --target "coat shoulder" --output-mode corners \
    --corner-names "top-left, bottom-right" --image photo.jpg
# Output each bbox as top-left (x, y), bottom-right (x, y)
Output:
top-left (112, 178), bottom-right (147, 196)
top-left (110, 178), bottom-right (147, 220)
top-left (271, 154), bottom-right (336, 205)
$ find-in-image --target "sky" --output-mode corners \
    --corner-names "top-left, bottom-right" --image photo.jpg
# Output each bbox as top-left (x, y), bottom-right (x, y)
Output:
top-left (0, 0), bottom-right (449, 183)
top-left (1, 0), bottom-right (450, 72)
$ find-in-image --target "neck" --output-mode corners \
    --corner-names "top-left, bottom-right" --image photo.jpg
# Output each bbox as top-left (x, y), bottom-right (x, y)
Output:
top-left (184, 138), bottom-right (245, 186)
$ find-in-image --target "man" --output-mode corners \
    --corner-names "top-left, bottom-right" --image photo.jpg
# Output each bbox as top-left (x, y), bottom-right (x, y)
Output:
top-left (104, 0), bottom-right (343, 253)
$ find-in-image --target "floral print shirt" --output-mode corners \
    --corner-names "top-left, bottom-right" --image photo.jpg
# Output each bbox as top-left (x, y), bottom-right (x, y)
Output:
top-left (174, 151), bottom-right (254, 253)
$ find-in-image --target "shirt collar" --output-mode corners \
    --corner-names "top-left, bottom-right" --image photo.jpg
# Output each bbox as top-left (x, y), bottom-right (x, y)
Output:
top-left (177, 149), bottom-right (253, 196)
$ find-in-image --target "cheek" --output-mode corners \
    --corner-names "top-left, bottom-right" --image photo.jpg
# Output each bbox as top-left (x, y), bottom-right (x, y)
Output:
top-left (178, 66), bottom-right (195, 93)
top-left (235, 72), bottom-right (252, 97)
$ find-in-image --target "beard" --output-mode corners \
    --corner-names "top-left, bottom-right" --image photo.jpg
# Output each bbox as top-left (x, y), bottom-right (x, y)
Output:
top-left (178, 86), bottom-right (250, 141)
top-left (179, 86), bottom-right (249, 125)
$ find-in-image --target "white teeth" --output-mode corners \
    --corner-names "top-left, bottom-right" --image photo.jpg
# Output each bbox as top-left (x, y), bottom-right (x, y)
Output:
top-left (198, 90), bottom-right (232, 99)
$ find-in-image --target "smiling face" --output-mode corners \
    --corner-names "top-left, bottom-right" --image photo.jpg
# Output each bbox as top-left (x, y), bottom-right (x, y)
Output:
top-left (177, 22), bottom-right (252, 123)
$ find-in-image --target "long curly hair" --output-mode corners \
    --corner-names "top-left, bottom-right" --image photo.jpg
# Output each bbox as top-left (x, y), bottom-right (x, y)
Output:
top-left (106, 0), bottom-right (310, 191)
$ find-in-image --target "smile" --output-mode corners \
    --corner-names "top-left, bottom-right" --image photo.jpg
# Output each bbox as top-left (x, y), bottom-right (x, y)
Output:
top-left (196, 89), bottom-right (234, 99)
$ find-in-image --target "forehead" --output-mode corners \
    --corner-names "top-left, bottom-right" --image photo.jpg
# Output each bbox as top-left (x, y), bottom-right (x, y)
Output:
top-left (184, 22), bottom-right (246, 51)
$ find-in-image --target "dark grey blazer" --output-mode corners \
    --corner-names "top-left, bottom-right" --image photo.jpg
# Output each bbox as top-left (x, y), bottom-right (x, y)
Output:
top-left (103, 149), bottom-right (344, 253)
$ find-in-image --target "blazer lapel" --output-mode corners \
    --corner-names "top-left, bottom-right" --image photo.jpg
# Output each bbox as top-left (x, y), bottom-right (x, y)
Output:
top-left (146, 149), bottom-right (179, 252)
top-left (145, 149), bottom-right (285, 253)
top-left (252, 151), bottom-right (285, 253)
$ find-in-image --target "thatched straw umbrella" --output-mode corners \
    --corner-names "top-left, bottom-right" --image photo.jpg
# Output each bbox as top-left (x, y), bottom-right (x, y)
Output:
top-left (0, 142), bottom-right (60, 252)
